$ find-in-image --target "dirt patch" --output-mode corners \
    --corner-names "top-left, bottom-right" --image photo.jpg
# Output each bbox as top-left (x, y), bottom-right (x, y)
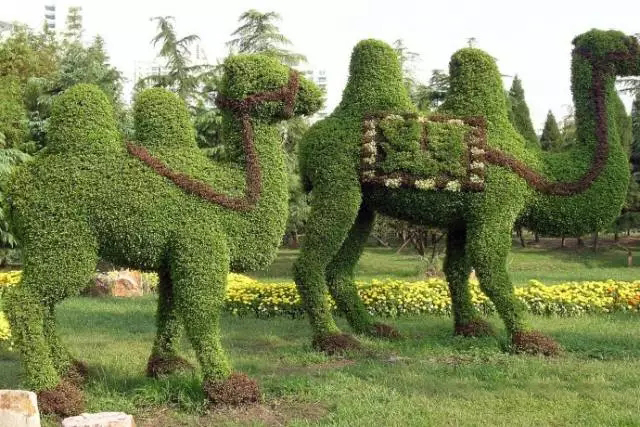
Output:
top-left (138, 401), bottom-right (329, 427)
top-left (274, 358), bottom-right (355, 375)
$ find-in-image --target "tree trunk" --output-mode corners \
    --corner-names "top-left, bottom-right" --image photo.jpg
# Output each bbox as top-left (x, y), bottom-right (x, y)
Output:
top-left (577, 236), bottom-right (584, 247)
top-left (592, 231), bottom-right (598, 253)
top-left (534, 232), bottom-right (540, 243)
top-left (517, 227), bottom-right (525, 247)
top-left (614, 231), bottom-right (619, 242)
top-left (561, 235), bottom-right (565, 248)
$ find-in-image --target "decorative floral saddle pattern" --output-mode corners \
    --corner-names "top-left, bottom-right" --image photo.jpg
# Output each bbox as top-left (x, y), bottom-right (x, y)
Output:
top-left (360, 113), bottom-right (487, 192)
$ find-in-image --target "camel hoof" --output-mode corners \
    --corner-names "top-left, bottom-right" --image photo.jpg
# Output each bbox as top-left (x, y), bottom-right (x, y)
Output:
top-left (312, 333), bottom-right (361, 355)
top-left (512, 330), bottom-right (561, 356)
top-left (64, 359), bottom-right (90, 386)
top-left (146, 354), bottom-right (194, 378)
top-left (369, 322), bottom-right (402, 340)
top-left (454, 319), bottom-right (494, 337)
top-left (37, 380), bottom-right (85, 416)
top-left (203, 372), bottom-right (260, 405)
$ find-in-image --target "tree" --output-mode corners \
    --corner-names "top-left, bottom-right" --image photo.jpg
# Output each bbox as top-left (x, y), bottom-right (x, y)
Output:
top-left (559, 106), bottom-right (577, 149)
top-left (227, 10), bottom-right (306, 66)
top-left (63, 6), bottom-right (83, 43)
top-left (632, 93), bottom-right (640, 174)
top-left (428, 69), bottom-right (449, 109)
top-left (137, 16), bottom-right (212, 103)
top-left (540, 110), bottom-right (562, 151)
top-left (508, 75), bottom-right (539, 148)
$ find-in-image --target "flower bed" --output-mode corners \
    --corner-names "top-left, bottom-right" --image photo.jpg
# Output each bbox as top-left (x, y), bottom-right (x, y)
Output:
top-left (1, 271), bottom-right (639, 343)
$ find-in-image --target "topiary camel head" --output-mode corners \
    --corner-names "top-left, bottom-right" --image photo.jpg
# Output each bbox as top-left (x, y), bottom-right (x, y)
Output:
top-left (573, 30), bottom-right (640, 77)
top-left (216, 54), bottom-right (323, 124)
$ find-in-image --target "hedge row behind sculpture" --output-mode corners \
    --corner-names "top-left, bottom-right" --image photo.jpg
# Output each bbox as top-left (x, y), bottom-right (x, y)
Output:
top-left (294, 30), bottom-right (639, 354)
top-left (4, 54), bottom-right (322, 415)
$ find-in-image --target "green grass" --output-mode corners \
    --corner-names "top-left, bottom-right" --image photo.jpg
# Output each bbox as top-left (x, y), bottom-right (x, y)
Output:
top-left (1, 297), bottom-right (639, 426)
top-left (249, 244), bottom-right (640, 284)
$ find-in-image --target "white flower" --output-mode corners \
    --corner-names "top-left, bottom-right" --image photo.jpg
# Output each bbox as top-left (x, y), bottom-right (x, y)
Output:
top-left (362, 141), bottom-right (377, 156)
top-left (447, 119), bottom-right (465, 126)
top-left (470, 161), bottom-right (485, 170)
top-left (362, 170), bottom-right (376, 179)
top-left (385, 114), bottom-right (403, 121)
top-left (417, 116), bottom-right (427, 123)
top-left (415, 179), bottom-right (436, 190)
top-left (364, 129), bottom-right (377, 139)
top-left (470, 147), bottom-right (485, 155)
top-left (364, 119), bottom-right (377, 129)
top-left (469, 174), bottom-right (483, 183)
top-left (362, 156), bottom-right (376, 165)
top-left (445, 180), bottom-right (461, 191)
top-left (385, 177), bottom-right (402, 188)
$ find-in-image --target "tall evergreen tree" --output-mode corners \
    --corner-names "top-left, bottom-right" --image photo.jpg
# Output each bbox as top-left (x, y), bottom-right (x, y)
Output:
top-left (227, 10), bottom-right (306, 66)
top-left (508, 75), bottom-right (539, 148)
top-left (632, 93), bottom-right (640, 173)
top-left (540, 110), bottom-right (563, 151)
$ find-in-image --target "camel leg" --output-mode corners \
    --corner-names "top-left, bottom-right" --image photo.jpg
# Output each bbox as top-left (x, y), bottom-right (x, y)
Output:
top-left (294, 182), bottom-right (363, 353)
top-left (5, 222), bottom-right (97, 415)
top-left (146, 265), bottom-right (192, 378)
top-left (468, 222), bottom-right (559, 355)
top-left (170, 227), bottom-right (259, 404)
top-left (325, 205), bottom-right (399, 338)
top-left (444, 227), bottom-right (493, 337)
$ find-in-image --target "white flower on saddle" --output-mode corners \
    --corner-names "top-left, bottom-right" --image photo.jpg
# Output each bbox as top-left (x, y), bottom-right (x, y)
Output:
top-left (470, 147), bottom-right (485, 156)
top-left (469, 174), bottom-right (483, 183)
top-left (447, 119), bottom-right (465, 126)
top-left (384, 177), bottom-right (402, 188)
top-left (470, 161), bottom-right (485, 170)
top-left (415, 178), bottom-right (436, 190)
top-left (445, 180), bottom-right (461, 191)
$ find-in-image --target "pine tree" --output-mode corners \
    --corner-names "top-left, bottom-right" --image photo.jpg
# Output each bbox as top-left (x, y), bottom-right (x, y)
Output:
top-left (631, 92), bottom-right (640, 174)
top-left (540, 110), bottom-right (563, 151)
top-left (508, 75), bottom-right (539, 148)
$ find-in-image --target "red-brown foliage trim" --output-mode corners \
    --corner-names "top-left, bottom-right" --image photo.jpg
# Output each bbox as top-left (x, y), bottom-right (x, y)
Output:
top-left (485, 48), bottom-right (635, 195)
top-left (37, 380), bottom-right (85, 417)
top-left (127, 71), bottom-right (300, 212)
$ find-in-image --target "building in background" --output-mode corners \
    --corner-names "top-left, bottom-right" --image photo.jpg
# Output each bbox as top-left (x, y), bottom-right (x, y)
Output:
top-left (44, 4), bottom-right (56, 30)
top-left (0, 21), bottom-right (13, 34)
top-left (133, 42), bottom-right (209, 87)
top-left (301, 68), bottom-right (328, 120)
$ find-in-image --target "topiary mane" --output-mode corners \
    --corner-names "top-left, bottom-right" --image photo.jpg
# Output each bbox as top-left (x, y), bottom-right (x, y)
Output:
top-left (4, 54), bottom-right (322, 415)
top-left (294, 30), bottom-right (640, 355)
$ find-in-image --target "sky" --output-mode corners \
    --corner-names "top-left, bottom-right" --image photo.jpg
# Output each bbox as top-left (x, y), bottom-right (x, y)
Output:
top-left (4, 0), bottom-right (639, 131)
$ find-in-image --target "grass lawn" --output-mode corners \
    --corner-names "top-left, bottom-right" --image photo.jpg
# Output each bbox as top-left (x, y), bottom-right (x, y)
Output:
top-left (1, 297), bottom-right (640, 426)
top-left (249, 243), bottom-right (640, 284)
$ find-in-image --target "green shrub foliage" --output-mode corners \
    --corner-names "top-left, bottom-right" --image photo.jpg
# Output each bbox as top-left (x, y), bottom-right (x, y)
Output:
top-left (0, 76), bottom-right (29, 148)
top-left (5, 54), bottom-right (321, 404)
top-left (295, 30), bottom-right (637, 354)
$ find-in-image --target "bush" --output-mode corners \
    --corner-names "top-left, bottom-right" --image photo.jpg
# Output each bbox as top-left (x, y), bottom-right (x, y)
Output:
top-left (1, 271), bottom-right (639, 345)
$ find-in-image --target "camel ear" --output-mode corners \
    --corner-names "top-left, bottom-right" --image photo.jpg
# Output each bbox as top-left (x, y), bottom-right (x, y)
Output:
top-left (294, 75), bottom-right (324, 117)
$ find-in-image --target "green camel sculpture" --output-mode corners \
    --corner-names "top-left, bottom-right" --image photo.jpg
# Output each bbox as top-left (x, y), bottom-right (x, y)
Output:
top-left (4, 54), bottom-right (322, 415)
top-left (294, 30), bottom-right (640, 354)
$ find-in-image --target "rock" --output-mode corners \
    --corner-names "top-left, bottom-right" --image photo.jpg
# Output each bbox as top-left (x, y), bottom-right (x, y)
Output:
top-left (111, 270), bottom-right (143, 297)
top-left (0, 390), bottom-right (40, 427)
top-left (61, 412), bottom-right (135, 427)
top-left (86, 270), bottom-right (144, 297)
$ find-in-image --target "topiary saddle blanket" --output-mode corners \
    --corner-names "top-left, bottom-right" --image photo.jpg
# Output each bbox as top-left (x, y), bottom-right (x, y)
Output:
top-left (360, 113), bottom-right (487, 192)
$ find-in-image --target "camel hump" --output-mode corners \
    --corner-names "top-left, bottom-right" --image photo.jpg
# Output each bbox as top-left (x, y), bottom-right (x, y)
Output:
top-left (133, 88), bottom-right (196, 149)
top-left (47, 84), bottom-right (120, 153)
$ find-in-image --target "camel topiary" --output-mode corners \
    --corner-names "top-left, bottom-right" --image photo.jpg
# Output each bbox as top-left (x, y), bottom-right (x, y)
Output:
top-left (294, 30), bottom-right (640, 354)
top-left (4, 54), bottom-right (322, 415)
